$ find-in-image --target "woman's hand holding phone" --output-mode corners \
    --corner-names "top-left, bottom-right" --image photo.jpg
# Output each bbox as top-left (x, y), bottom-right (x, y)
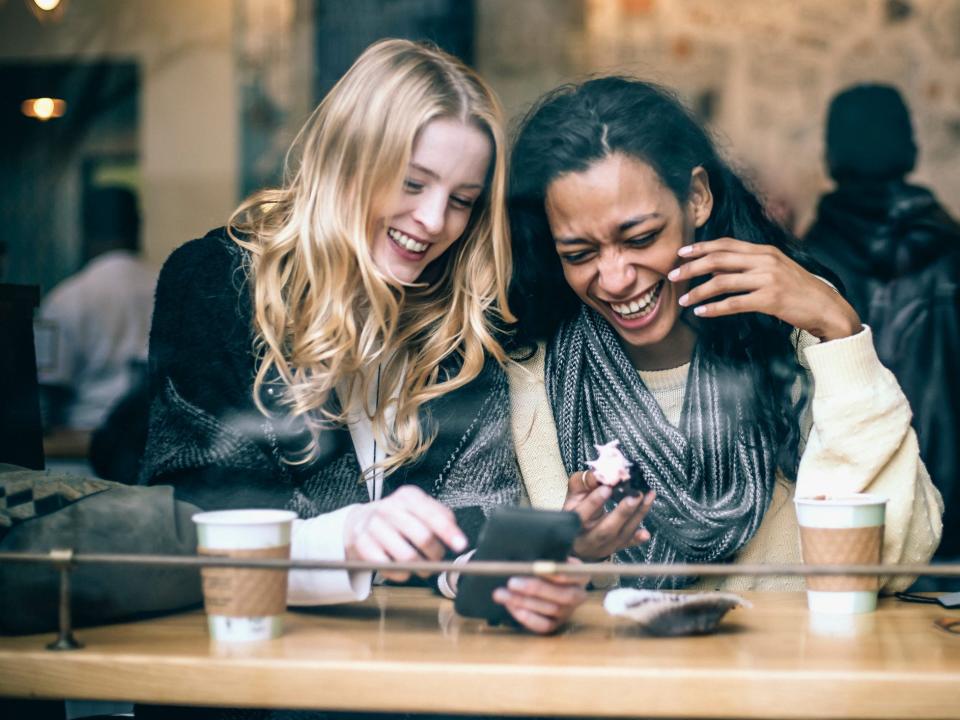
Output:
top-left (454, 507), bottom-right (585, 634)
top-left (492, 558), bottom-right (588, 634)
top-left (563, 470), bottom-right (655, 561)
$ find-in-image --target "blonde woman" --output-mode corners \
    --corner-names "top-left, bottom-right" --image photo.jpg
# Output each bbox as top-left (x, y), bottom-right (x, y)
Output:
top-left (141, 40), bottom-right (585, 634)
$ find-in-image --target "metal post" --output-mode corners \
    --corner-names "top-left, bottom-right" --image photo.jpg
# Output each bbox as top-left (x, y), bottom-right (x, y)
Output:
top-left (46, 549), bottom-right (82, 651)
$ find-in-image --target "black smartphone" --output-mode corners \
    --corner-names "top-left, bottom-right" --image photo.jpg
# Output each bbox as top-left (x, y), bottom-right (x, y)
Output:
top-left (453, 507), bottom-right (581, 624)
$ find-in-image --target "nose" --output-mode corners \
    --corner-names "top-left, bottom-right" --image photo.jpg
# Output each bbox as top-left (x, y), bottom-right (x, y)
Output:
top-left (411, 189), bottom-right (446, 237)
top-left (596, 250), bottom-right (637, 297)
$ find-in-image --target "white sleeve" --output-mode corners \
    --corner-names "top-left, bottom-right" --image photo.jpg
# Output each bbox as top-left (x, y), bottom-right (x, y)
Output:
top-left (286, 504), bottom-right (373, 606)
top-left (436, 549), bottom-right (477, 600)
top-left (796, 326), bottom-right (943, 590)
top-left (797, 325), bottom-right (913, 497)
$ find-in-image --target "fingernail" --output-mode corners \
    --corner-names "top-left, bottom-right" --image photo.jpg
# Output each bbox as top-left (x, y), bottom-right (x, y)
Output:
top-left (694, 306), bottom-right (706, 316)
top-left (508, 577), bottom-right (527, 591)
top-left (452, 533), bottom-right (468, 552)
top-left (678, 245), bottom-right (692, 256)
top-left (668, 268), bottom-right (681, 281)
top-left (678, 293), bottom-right (689, 306)
top-left (493, 588), bottom-right (509, 603)
top-left (598, 485), bottom-right (611, 499)
top-left (627, 496), bottom-right (640, 507)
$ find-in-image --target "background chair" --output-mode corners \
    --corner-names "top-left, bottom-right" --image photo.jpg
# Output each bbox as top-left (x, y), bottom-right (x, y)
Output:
top-left (0, 283), bottom-right (44, 470)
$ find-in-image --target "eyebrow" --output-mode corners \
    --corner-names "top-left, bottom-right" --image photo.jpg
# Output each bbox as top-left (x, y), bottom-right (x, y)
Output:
top-left (554, 213), bottom-right (662, 244)
top-left (408, 162), bottom-right (484, 190)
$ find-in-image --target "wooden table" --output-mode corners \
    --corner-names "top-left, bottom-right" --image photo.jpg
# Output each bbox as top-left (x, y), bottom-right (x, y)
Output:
top-left (1, 589), bottom-right (958, 718)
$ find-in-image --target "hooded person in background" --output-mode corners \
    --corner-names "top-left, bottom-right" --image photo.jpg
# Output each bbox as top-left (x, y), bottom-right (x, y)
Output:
top-left (804, 84), bottom-right (960, 574)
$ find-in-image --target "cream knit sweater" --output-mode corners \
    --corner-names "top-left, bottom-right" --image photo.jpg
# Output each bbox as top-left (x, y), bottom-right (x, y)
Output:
top-left (508, 326), bottom-right (944, 592)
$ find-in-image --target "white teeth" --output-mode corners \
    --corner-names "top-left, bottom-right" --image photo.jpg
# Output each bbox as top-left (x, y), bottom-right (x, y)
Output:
top-left (611, 281), bottom-right (662, 318)
top-left (388, 228), bottom-right (428, 253)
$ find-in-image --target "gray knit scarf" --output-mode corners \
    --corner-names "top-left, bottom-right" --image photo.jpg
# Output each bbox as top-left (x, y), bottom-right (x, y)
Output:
top-left (545, 306), bottom-right (776, 588)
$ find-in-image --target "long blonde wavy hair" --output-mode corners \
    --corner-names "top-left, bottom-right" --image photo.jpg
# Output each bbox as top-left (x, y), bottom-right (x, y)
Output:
top-left (228, 39), bottom-right (514, 477)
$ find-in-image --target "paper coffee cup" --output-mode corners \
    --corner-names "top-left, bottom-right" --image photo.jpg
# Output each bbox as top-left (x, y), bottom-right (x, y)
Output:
top-left (192, 509), bottom-right (297, 642)
top-left (794, 494), bottom-right (886, 615)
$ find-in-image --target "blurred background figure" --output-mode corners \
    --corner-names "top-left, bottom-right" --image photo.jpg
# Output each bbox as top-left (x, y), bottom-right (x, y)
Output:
top-left (804, 83), bottom-right (960, 577)
top-left (36, 186), bottom-right (157, 467)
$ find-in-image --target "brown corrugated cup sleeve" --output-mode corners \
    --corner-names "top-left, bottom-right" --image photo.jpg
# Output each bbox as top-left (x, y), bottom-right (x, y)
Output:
top-left (799, 526), bottom-right (883, 592)
top-left (197, 545), bottom-right (290, 617)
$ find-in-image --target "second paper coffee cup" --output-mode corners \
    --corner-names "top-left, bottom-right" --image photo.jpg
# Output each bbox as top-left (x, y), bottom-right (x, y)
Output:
top-left (795, 494), bottom-right (887, 615)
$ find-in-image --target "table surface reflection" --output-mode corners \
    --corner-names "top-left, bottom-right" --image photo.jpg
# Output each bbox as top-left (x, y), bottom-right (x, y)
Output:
top-left (0, 589), bottom-right (958, 718)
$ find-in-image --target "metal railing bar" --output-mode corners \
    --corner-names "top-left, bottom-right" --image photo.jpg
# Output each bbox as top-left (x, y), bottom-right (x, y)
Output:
top-left (2, 550), bottom-right (959, 577)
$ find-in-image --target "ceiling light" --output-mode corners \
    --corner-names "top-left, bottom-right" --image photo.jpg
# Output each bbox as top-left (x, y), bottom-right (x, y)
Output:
top-left (21, 97), bottom-right (67, 121)
top-left (26, 0), bottom-right (68, 22)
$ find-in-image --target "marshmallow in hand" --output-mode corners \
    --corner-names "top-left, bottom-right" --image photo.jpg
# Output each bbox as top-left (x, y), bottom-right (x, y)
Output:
top-left (587, 440), bottom-right (632, 487)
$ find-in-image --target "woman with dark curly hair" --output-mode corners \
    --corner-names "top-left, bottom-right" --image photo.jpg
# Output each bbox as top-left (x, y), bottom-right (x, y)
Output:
top-left (507, 77), bottom-right (942, 591)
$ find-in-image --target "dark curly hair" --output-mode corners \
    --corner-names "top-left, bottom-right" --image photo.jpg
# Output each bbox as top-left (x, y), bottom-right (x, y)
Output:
top-left (508, 77), bottom-right (838, 475)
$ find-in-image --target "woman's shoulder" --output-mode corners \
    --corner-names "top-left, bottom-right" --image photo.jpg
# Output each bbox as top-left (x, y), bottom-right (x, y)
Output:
top-left (162, 228), bottom-right (245, 275)
top-left (153, 229), bottom-right (255, 352)
top-left (506, 342), bottom-right (546, 386)
top-left (158, 228), bottom-right (250, 298)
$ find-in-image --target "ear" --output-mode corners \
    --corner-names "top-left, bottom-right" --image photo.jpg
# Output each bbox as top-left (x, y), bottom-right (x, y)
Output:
top-left (688, 166), bottom-right (713, 229)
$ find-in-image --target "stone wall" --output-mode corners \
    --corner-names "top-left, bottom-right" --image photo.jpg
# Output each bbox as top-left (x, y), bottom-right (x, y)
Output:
top-left (477, 0), bottom-right (960, 231)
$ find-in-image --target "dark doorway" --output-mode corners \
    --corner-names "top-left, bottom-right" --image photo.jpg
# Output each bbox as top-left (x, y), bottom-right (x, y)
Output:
top-left (312, 0), bottom-right (475, 101)
top-left (0, 61), bottom-right (139, 294)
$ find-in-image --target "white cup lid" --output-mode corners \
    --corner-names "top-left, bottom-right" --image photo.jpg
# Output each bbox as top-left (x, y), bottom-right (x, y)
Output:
top-left (192, 509), bottom-right (298, 526)
top-left (794, 494), bottom-right (887, 507)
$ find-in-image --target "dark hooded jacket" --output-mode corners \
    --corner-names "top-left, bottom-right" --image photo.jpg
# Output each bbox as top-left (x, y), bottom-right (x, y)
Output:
top-left (805, 180), bottom-right (960, 558)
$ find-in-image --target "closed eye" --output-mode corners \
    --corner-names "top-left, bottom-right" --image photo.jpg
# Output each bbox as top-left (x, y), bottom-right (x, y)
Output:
top-left (559, 248), bottom-right (594, 264)
top-left (626, 231), bottom-right (658, 248)
top-left (450, 194), bottom-right (477, 209)
top-left (403, 179), bottom-right (424, 193)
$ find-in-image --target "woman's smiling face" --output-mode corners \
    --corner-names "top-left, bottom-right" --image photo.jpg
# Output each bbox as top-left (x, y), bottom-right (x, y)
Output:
top-left (371, 117), bottom-right (492, 285)
top-left (545, 152), bottom-right (712, 369)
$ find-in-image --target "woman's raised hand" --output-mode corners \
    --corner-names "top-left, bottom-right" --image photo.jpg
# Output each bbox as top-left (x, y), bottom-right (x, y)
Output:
top-left (344, 485), bottom-right (467, 582)
top-left (563, 470), bottom-right (654, 561)
top-left (669, 238), bottom-right (862, 342)
top-left (493, 558), bottom-right (589, 634)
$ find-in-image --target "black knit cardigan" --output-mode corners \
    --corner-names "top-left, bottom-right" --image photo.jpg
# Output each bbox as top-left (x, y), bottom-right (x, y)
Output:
top-left (139, 230), bottom-right (520, 543)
